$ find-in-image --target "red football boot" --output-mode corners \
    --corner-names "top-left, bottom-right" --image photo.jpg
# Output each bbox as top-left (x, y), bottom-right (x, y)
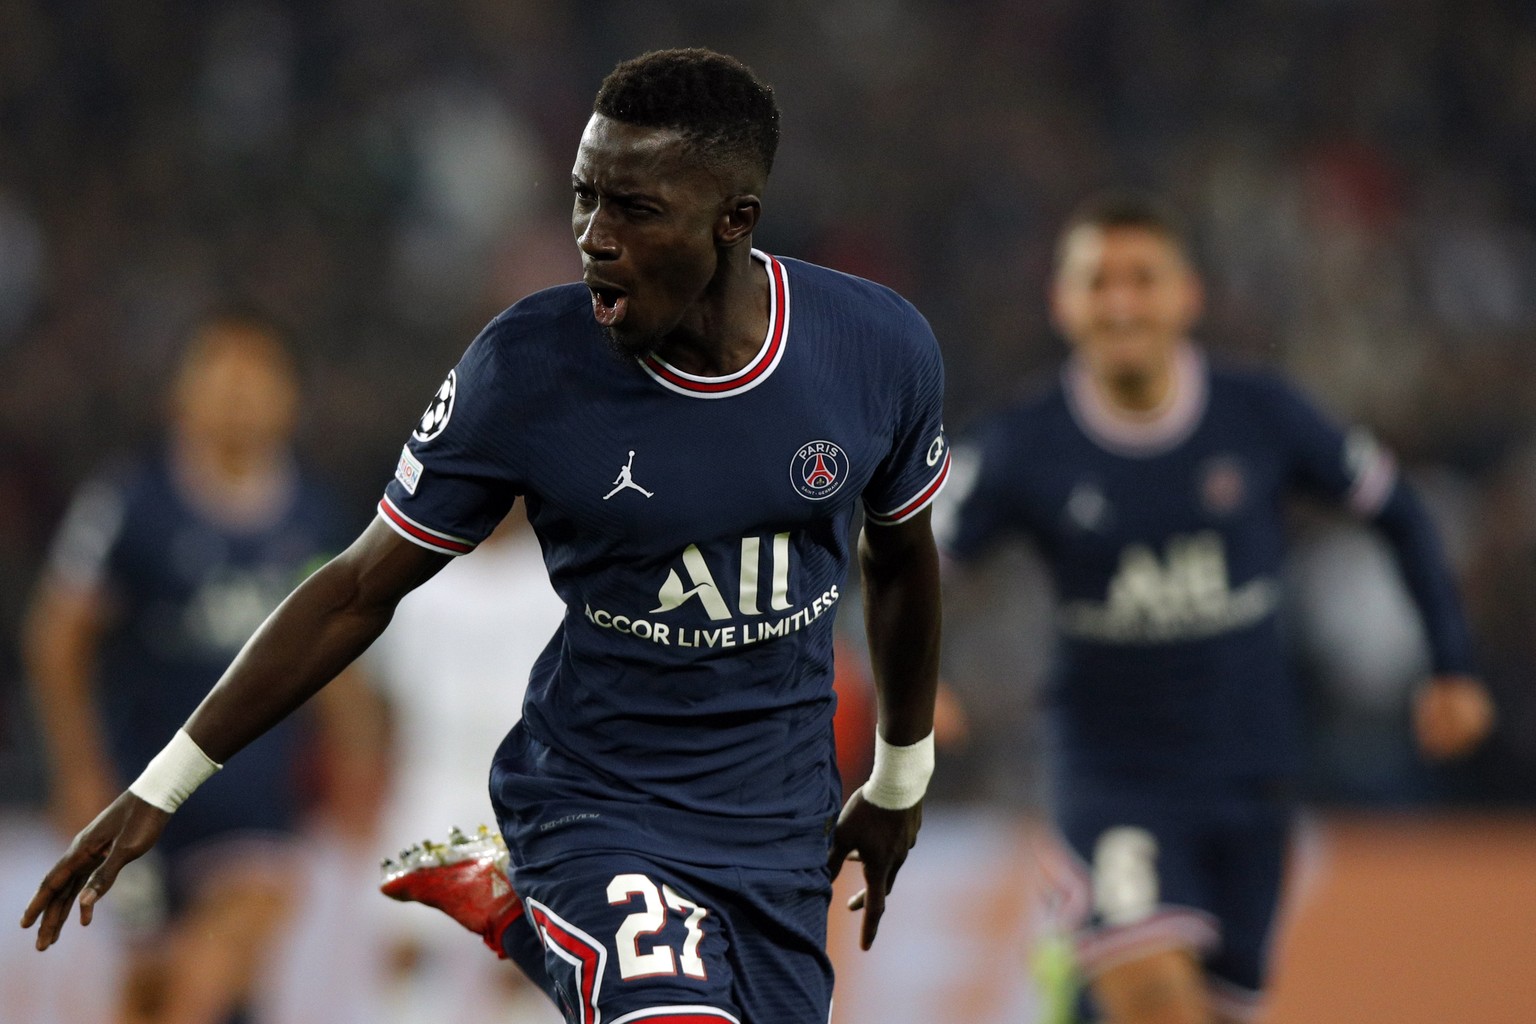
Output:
top-left (380, 825), bottom-right (525, 959)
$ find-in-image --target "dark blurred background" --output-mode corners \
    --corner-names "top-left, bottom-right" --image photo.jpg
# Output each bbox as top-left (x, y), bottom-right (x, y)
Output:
top-left (6, 4), bottom-right (1536, 1022)
top-left (4, 0), bottom-right (1536, 816)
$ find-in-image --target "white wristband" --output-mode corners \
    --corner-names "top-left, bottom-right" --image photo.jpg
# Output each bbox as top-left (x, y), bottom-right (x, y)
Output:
top-left (860, 730), bottom-right (935, 810)
top-left (129, 729), bottom-right (223, 813)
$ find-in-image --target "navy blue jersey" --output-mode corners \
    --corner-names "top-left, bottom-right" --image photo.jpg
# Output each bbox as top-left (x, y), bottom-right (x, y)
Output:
top-left (47, 453), bottom-right (347, 838)
top-left (942, 345), bottom-right (1470, 783)
top-left (380, 251), bottom-right (949, 871)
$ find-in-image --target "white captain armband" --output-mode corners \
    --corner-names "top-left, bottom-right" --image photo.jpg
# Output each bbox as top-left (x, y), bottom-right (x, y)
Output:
top-left (860, 730), bottom-right (936, 810)
top-left (128, 729), bottom-right (223, 813)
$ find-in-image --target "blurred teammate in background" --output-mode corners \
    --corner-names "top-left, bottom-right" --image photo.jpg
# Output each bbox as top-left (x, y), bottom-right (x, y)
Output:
top-left (939, 193), bottom-right (1495, 1024)
top-left (23, 313), bottom-right (385, 1024)
top-left (23, 49), bottom-right (947, 1024)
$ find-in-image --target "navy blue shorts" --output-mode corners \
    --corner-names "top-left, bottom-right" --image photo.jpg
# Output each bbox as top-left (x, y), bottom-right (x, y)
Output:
top-left (1050, 773), bottom-right (1292, 1004)
top-left (500, 851), bottom-right (834, 1024)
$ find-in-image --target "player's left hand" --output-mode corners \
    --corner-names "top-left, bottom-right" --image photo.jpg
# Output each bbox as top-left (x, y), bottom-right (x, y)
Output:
top-left (1413, 674), bottom-right (1496, 760)
top-left (828, 788), bottom-right (922, 951)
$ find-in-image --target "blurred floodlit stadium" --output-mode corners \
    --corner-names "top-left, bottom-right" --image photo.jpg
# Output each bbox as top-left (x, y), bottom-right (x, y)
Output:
top-left (2, 3), bottom-right (1535, 1022)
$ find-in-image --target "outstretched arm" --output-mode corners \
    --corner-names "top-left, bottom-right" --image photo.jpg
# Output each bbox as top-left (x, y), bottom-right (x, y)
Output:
top-left (21, 517), bottom-right (450, 949)
top-left (829, 508), bottom-right (941, 950)
top-left (1369, 481), bottom-right (1495, 759)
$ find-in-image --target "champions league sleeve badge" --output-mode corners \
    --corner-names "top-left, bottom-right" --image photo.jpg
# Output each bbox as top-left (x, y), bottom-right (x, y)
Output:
top-left (412, 370), bottom-right (457, 443)
top-left (790, 440), bottom-right (849, 501)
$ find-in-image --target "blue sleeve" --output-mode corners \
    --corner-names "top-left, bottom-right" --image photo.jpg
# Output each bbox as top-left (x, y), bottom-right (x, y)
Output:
top-left (862, 306), bottom-right (950, 526)
top-left (379, 320), bottom-right (520, 556)
top-left (1268, 376), bottom-right (1474, 673)
top-left (1269, 378), bottom-right (1397, 515)
top-left (933, 421), bottom-right (1022, 563)
top-left (1368, 479), bottom-right (1477, 675)
top-left (46, 474), bottom-right (130, 591)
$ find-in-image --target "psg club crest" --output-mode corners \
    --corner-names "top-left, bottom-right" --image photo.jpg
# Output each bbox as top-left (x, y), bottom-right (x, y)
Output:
top-left (790, 440), bottom-right (849, 501)
top-left (1200, 456), bottom-right (1246, 516)
top-left (413, 370), bottom-right (456, 443)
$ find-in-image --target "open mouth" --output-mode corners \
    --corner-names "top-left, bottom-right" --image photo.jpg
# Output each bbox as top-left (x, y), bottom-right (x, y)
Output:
top-left (589, 285), bottom-right (629, 328)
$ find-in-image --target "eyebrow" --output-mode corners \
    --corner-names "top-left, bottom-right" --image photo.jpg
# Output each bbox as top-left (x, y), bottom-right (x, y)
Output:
top-left (570, 174), bottom-right (662, 204)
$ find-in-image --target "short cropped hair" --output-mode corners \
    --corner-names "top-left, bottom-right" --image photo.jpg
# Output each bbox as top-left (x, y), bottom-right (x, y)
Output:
top-left (1055, 191), bottom-right (1191, 267)
top-left (594, 48), bottom-right (780, 180)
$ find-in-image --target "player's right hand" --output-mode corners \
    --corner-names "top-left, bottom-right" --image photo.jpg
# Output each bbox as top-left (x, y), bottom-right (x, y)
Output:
top-left (20, 791), bottom-right (170, 951)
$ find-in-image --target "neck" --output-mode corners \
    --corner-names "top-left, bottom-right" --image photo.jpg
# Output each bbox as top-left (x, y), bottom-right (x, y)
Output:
top-left (652, 248), bottom-right (769, 376)
top-left (172, 437), bottom-right (293, 528)
top-left (1090, 348), bottom-right (1182, 416)
top-left (1098, 369), bottom-right (1172, 414)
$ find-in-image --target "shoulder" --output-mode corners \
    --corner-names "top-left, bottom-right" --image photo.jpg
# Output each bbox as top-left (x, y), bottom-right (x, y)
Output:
top-left (449, 284), bottom-right (592, 399)
top-left (1204, 353), bottom-right (1308, 408)
top-left (779, 257), bottom-right (935, 345)
top-left (1200, 352), bottom-right (1374, 472)
top-left (477, 284), bottom-right (593, 358)
top-left (87, 452), bottom-right (166, 512)
top-left (49, 454), bottom-right (158, 570)
top-left (781, 257), bottom-right (916, 308)
top-left (489, 283), bottom-right (592, 331)
top-left (1202, 354), bottom-right (1342, 439)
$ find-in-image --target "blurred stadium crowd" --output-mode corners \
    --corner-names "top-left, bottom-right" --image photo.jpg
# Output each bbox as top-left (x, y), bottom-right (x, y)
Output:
top-left (3, 0), bottom-right (1536, 827)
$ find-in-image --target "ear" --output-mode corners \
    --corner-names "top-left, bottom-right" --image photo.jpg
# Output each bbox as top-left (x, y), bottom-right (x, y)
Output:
top-left (716, 194), bottom-right (761, 247)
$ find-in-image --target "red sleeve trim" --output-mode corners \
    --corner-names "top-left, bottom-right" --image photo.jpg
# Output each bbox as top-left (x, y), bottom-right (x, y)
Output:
top-left (866, 450), bottom-right (951, 526)
top-left (377, 496), bottom-right (476, 555)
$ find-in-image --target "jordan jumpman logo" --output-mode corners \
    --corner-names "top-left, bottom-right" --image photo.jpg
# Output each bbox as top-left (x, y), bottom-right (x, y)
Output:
top-left (604, 450), bottom-right (655, 500)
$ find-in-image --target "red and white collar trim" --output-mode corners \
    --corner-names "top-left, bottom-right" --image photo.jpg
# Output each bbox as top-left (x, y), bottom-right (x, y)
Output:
top-left (638, 250), bottom-right (788, 399)
top-left (1065, 342), bottom-right (1208, 457)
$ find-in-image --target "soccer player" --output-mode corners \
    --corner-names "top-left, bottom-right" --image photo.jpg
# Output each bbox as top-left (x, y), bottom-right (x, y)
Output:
top-left (22, 313), bottom-right (384, 1023)
top-left (23, 49), bottom-right (948, 1024)
top-left (938, 193), bottom-right (1495, 1024)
